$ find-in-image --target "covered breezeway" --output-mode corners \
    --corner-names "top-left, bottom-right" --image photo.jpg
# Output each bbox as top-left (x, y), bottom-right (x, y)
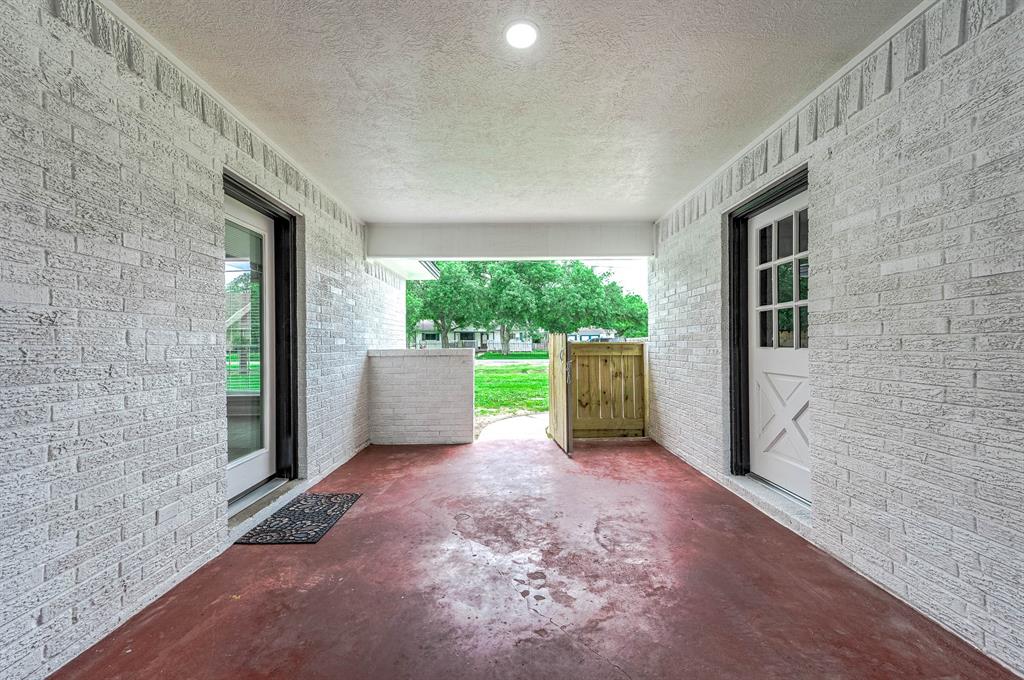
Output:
top-left (2, 0), bottom-right (1022, 677)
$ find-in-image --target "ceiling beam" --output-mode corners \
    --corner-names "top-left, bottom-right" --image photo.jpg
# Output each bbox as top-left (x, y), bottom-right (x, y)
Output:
top-left (366, 222), bottom-right (654, 260)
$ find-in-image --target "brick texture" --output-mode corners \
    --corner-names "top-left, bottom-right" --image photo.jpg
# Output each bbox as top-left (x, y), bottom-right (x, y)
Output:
top-left (368, 350), bottom-right (475, 445)
top-left (0, 0), bottom-right (404, 676)
top-left (649, 3), bottom-right (1024, 674)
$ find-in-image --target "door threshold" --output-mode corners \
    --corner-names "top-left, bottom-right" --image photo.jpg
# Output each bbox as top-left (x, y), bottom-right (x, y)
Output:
top-left (228, 477), bottom-right (289, 518)
top-left (573, 436), bottom-right (650, 443)
top-left (747, 472), bottom-right (810, 507)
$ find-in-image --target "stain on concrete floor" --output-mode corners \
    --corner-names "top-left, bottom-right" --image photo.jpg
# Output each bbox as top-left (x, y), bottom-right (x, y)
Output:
top-left (55, 439), bottom-right (1012, 680)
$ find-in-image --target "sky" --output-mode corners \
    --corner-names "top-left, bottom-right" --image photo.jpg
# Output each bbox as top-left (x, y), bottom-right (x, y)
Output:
top-left (582, 258), bottom-right (649, 301)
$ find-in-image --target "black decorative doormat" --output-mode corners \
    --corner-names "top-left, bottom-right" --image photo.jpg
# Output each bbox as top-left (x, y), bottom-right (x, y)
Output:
top-left (235, 492), bottom-right (361, 545)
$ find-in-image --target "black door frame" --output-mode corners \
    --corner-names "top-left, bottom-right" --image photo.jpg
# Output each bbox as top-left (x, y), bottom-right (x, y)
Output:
top-left (726, 166), bottom-right (808, 475)
top-left (224, 173), bottom-right (299, 481)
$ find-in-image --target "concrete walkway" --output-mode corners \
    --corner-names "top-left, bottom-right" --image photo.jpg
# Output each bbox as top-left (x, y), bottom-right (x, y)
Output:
top-left (56, 440), bottom-right (1012, 680)
top-left (478, 412), bottom-right (549, 440)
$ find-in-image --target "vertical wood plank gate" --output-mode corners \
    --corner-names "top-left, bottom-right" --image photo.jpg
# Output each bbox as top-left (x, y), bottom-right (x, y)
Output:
top-left (547, 334), bottom-right (572, 453)
top-left (570, 342), bottom-right (645, 438)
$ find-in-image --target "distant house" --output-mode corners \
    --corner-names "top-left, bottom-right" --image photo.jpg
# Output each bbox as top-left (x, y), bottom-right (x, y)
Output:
top-left (413, 321), bottom-right (538, 351)
top-left (413, 321), bottom-right (618, 348)
top-left (567, 327), bottom-right (618, 342)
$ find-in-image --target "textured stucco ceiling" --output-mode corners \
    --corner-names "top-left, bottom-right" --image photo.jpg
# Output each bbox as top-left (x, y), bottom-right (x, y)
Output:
top-left (115, 0), bottom-right (920, 223)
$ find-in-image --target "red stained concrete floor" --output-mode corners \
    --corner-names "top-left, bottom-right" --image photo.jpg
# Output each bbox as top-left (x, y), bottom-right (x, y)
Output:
top-left (56, 439), bottom-right (1012, 680)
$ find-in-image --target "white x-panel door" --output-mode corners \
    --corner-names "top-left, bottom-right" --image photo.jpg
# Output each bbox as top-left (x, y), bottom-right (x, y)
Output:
top-left (748, 192), bottom-right (811, 501)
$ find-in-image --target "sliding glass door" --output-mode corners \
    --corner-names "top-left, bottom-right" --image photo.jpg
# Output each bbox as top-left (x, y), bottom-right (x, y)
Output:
top-left (224, 197), bottom-right (276, 501)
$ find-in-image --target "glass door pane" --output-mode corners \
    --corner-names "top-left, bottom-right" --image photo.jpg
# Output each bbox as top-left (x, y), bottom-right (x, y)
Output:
top-left (225, 222), bottom-right (265, 462)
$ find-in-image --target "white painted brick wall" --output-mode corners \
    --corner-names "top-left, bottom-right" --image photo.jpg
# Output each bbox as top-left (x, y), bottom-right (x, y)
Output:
top-left (0, 1), bottom-right (404, 676)
top-left (649, 2), bottom-right (1024, 674)
top-left (368, 350), bottom-right (475, 445)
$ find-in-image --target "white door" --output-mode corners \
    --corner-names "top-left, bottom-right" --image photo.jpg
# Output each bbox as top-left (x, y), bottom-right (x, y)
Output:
top-left (747, 192), bottom-right (811, 501)
top-left (224, 197), bottom-right (276, 501)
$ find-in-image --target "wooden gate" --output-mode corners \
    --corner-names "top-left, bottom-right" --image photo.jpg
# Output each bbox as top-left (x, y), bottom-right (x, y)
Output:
top-left (570, 343), bottom-right (645, 438)
top-left (547, 333), bottom-right (572, 454)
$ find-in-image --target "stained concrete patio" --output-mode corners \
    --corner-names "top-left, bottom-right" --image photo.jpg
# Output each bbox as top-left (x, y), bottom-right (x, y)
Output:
top-left (56, 440), bottom-right (1011, 680)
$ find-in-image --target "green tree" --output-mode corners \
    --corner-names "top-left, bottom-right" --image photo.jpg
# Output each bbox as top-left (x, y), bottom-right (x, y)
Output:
top-left (405, 259), bottom-right (648, 347)
top-left (537, 260), bottom-right (613, 334)
top-left (609, 293), bottom-right (649, 338)
top-left (405, 283), bottom-right (424, 345)
top-left (225, 271), bottom-right (251, 295)
top-left (406, 262), bottom-right (483, 348)
top-left (477, 261), bottom-right (561, 354)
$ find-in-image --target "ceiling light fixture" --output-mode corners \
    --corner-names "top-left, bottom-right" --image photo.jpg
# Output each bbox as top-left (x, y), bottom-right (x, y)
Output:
top-left (505, 21), bottom-right (538, 49)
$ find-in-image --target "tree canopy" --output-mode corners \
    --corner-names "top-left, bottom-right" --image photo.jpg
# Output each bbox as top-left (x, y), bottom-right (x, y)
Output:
top-left (476, 262), bottom-right (561, 352)
top-left (406, 260), bottom-right (649, 351)
top-left (537, 261), bottom-right (612, 334)
top-left (608, 293), bottom-right (649, 338)
top-left (405, 262), bottom-right (483, 347)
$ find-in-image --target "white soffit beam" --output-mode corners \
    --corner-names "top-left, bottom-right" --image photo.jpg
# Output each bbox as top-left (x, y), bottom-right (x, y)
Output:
top-left (367, 222), bottom-right (654, 260)
top-left (369, 259), bottom-right (440, 280)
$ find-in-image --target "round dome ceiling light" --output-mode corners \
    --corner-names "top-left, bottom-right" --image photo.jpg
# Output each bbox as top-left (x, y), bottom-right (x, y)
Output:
top-left (505, 21), bottom-right (538, 49)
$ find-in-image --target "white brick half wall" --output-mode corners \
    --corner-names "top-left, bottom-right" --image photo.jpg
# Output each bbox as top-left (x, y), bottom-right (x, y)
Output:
top-left (368, 350), bottom-right (475, 445)
top-left (0, 0), bottom-right (404, 676)
top-left (648, 1), bottom-right (1024, 675)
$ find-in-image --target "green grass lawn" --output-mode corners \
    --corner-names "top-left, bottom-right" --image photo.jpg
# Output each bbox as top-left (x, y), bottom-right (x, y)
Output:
top-left (226, 354), bottom-right (261, 393)
top-left (474, 364), bottom-right (549, 416)
top-left (477, 350), bottom-right (549, 360)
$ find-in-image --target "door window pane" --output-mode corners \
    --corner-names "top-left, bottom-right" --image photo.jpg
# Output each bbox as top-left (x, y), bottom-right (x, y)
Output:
top-left (759, 310), bottom-right (773, 347)
top-left (758, 225), bottom-right (773, 264)
top-left (776, 262), bottom-right (794, 304)
top-left (797, 209), bottom-right (809, 253)
top-left (799, 306), bottom-right (809, 348)
top-left (798, 258), bottom-right (809, 301)
top-left (758, 268), bottom-right (772, 306)
top-left (778, 308), bottom-right (794, 348)
top-left (777, 215), bottom-right (793, 258)
top-left (225, 222), bottom-right (265, 462)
